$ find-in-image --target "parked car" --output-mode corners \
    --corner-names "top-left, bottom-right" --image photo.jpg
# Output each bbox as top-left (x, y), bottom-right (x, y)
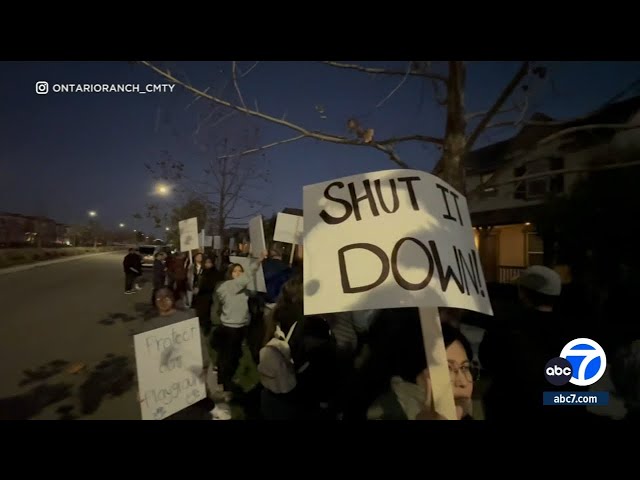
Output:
top-left (138, 245), bottom-right (157, 268)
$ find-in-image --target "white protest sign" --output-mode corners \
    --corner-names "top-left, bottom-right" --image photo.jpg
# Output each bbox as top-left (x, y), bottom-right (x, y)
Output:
top-left (303, 169), bottom-right (493, 316)
top-left (273, 212), bottom-right (304, 245)
top-left (199, 230), bottom-right (213, 248)
top-left (248, 215), bottom-right (267, 258)
top-left (179, 217), bottom-right (199, 252)
top-left (303, 169), bottom-right (494, 420)
top-left (229, 255), bottom-right (267, 293)
top-left (229, 238), bottom-right (236, 251)
top-left (133, 317), bottom-right (206, 420)
top-left (213, 235), bottom-right (222, 250)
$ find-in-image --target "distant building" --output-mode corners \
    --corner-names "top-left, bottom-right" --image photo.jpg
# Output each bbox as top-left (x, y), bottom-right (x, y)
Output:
top-left (465, 96), bottom-right (640, 284)
top-left (0, 212), bottom-right (70, 247)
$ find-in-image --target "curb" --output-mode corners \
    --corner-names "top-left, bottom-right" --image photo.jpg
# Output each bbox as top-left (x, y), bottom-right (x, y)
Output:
top-left (0, 250), bottom-right (125, 276)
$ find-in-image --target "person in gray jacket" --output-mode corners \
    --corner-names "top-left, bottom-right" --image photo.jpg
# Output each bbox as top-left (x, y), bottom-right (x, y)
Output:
top-left (212, 250), bottom-right (267, 397)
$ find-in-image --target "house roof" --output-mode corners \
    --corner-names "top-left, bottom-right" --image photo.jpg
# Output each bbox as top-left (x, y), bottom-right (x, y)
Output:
top-left (282, 207), bottom-right (303, 216)
top-left (0, 212), bottom-right (56, 222)
top-left (471, 204), bottom-right (542, 227)
top-left (464, 95), bottom-right (640, 174)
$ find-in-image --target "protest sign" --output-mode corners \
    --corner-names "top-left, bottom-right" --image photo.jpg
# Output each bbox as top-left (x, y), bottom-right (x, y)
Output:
top-left (303, 169), bottom-right (494, 420)
top-left (248, 215), bottom-right (266, 258)
top-left (179, 217), bottom-right (198, 252)
top-left (134, 317), bottom-right (205, 420)
top-left (303, 169), bottom-right (492, 316)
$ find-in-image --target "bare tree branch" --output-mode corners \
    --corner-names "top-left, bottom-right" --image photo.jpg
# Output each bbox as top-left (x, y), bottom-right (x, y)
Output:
top-left (465, 103), bottom-right (520, 121)
top-left (240, 61), bottom-right (260, 78)
top-left (232, 61), bottom-right (247, 110)
top-left (142, 61), bottom-right (428, 156)
top-left (218, 135), bottom-right (306, 160)
top-left (376, 62), bottom-right (412, 108)
top-left (143, 61), bottom-right (450, 171)
top-left (377, 134), bottom-right (444, 146)
top-left (430, 77), bottom-right (447, 106)
top-left (185, 86), bottom-right (210, 110)
top-left (537, 123), bottom-right (640, 146)
top-left (465, 61), bottom-right (531, 153)
top-left (469, 159), bottom-right (640, 194)
top-left (322, 61), bottom-right (447, 83)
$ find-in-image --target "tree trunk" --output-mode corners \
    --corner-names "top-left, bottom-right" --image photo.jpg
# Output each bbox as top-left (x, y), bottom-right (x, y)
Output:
top-left (438, 61), bottom-right (467, 194)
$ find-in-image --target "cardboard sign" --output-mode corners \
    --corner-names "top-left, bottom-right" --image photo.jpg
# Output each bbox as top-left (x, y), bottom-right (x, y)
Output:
top-left (273, 212), bottom-right (304, 245)
top-left (213, 235), bottom-right (222, 250)
top-left (302, 169), bottom-right (493, 316)
top-left (248, 215), bottom-right (266, 258)
top-left (133, 317), bottom-right (206, 420)
top-left (179, 217), bottom-right (199, 252)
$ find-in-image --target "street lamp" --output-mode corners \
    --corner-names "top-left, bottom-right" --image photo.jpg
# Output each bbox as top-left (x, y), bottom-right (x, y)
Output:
top-left (165, 227), bottom-right (170, 231)
top-left (155, 183), bottom-right (171, 197)
top-left (119, 223), bottom-right (125, 228)
top-left (87, 211), bottom-right (97, 248)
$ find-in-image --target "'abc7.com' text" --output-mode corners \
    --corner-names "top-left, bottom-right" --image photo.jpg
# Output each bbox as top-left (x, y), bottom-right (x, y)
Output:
top-left (542, 338), bottom-right (610, 407)
top-left (35, 82), bottom-right (175, 95)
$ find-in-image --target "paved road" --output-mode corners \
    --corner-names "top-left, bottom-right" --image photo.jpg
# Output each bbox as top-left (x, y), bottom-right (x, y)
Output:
top-left (0, 252), bottom-right (187, 420)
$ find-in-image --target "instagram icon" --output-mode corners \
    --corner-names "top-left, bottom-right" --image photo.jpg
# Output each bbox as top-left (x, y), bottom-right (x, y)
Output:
top-left (35, 81), bottom-right (49, 95)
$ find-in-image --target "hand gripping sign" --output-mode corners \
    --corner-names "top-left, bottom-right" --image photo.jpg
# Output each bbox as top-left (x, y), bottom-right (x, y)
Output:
top-left (303, 169), bottom-right (493, 419)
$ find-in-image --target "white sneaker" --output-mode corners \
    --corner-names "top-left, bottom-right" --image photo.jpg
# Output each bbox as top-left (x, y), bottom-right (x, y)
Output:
top-left (135, 284), bottom-right (142, 291)
top-left (125, 290), bottom-right (135, 295)
top-left (210, 403), bottom-right (232, 420)
top-left (211, 390), bottom-right (233, 403)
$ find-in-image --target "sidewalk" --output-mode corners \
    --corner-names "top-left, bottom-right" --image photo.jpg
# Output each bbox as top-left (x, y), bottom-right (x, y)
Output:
top-left (0, 251), bottom-right (122, 276)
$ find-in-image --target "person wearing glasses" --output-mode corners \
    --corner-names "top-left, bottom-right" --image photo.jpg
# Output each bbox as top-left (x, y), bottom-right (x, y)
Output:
top-left (365, 308), bottom-right (479, 420)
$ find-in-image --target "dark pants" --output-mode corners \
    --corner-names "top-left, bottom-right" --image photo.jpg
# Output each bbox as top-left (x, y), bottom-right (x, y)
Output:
top-left (174, 279), bottom-right (188, 304)
top-left (194, 295), bottom-right (213, 336)
top-left (215, 325), bottom-right (247, 391)
top-left (247, 296), bottom-right (270, 365)
top-left (125, 272), bottom-right (136, 292)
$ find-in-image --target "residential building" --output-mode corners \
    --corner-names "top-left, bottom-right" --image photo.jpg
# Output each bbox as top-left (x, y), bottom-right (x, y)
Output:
top-left (464, 96), bottom-right (640, 284)
top-left (0, 212), bottom-right (70, 247)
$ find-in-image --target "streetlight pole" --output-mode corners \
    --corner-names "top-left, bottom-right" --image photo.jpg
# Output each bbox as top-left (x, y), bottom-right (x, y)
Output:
top-left (88, 211), bottom-right (97, 248)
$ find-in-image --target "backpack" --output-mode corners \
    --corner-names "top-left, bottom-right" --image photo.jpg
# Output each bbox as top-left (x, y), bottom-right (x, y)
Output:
top-left (258, 322), bottom-right (300, 394)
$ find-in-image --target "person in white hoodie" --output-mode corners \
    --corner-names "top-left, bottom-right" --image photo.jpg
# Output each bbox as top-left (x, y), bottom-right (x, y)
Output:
top-left (212, 250), bottom-right (267, 400)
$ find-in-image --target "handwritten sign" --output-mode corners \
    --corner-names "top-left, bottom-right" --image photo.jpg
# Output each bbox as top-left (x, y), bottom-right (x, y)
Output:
top-left (133, 317), bottom-right (206, 420)
top-left (179, 217), bottom-right (199, 252)
top-left (303, 169), bottom-right (493, 316)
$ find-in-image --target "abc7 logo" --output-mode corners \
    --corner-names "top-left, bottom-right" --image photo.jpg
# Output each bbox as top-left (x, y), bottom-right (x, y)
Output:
top-left (545, 338), bottom-right (607, 387)
top-left (35, 81), bottom-right (49, 95)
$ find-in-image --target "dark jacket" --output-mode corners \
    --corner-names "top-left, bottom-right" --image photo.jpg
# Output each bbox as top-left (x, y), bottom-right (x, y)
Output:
top-left (262, 258), bottom-right (292, 303)
top-left (197, 268), bottom-right (220, 297)
top-left (123, 253), bottom-right (140, 275)
top-left (152, 259), bottom-right (166, 288)
top-left (479, 306), bottom-right (591, 420)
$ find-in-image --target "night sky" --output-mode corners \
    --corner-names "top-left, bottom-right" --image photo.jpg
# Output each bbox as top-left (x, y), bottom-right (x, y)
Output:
top-left (1, 61), bottom-right (638, 234)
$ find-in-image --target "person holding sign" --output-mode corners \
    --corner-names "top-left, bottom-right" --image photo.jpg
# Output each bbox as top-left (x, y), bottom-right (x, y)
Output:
top-left (365, 309), bottom-right (477, 420)
top-left (135, 287), bottom-right (212, 420)
top-left (213, 250), bottom-right (268, 397)
top-left (191, 256), bottom-right (221, 336)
